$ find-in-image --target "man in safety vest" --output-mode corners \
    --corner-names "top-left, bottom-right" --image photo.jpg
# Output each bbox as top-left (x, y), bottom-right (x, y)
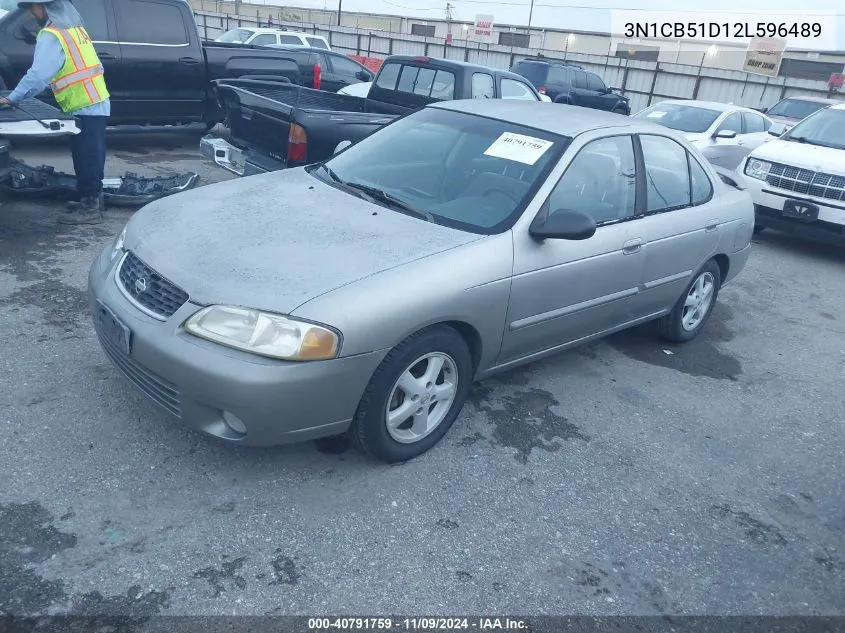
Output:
top-left (0, 0), bottom-right (110, 224)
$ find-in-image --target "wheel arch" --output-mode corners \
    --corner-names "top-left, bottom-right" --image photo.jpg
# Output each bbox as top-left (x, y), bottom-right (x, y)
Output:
top-left (712, 253), bottom-right (730, 282)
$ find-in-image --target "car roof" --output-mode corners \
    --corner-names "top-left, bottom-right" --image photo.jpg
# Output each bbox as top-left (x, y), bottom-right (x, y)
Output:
top-left (645, 99), bottom-right (760, 113)
top-left (432, 99), bottom-right (666, 137)
top-left (778, 95), bottom-right (840, 104)
top-left (385, 55), bottom-right (521, 75)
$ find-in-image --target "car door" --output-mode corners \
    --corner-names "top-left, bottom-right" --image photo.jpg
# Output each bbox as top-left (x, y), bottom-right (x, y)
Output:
top-left (324, 52), bottom-right (372, 92)
top-left (499, 133), bottom-right (644, 365)
top-left (628, 134), bottom-right (723, 318)
top-left (585, 71), bottom-right (613, 110)
top-left (471, 72), bottom-right (494, 99)
top-left (697, 110), bottom-right (745, 170)
top-left (569, 70), bottom-right (592, 107)
top-left (112, 0), bottom-right (205, 124)
top-left (544, 65), bottom-right (570, 101)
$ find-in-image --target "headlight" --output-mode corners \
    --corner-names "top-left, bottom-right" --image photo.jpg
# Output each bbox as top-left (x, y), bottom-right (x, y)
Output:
top-left (184, 305), bottom-right (340, 361)
top-left (744, 158), bottom-right (772, 181)
top-left (110, 225), bottom-right (127, 261)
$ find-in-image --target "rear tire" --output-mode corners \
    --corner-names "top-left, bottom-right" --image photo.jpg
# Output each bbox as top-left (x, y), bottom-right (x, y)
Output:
top-left (351, 325), bottom-right (473, 463)
top-left (0, 76), bottom-right (7, 90)
top-left (753, 224), bottom-right (766, 234)
top-left (657, 259), bottom-right (722, 344)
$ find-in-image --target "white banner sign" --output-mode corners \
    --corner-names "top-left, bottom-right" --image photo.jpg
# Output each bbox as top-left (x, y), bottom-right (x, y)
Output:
top-left (473, 14), bottom-right (495, 43)
top-left (742, 36), bottom-right (787, 77)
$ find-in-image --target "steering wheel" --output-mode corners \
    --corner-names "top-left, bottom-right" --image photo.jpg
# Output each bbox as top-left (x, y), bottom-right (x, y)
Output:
top-left (482, 188), bottom-right (519, 203)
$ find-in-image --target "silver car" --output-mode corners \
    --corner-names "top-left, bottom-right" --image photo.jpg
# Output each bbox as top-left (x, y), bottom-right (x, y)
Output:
top-left (633, 100), bottom-right (775, 170)
top-left (89, 101), bottom-right (754, 463)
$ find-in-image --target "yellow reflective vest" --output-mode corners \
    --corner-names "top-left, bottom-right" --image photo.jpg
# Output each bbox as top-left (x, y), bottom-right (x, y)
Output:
top-left (39, 25), bottom-right (109, 113)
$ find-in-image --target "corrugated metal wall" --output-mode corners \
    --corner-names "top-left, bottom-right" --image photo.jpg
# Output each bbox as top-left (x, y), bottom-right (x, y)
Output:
top-left (195, 11), bottom-right (845, 111)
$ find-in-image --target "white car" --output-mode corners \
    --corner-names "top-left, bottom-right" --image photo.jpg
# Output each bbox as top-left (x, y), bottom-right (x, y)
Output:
top-left (741, 102), bottom-right (845, 245)
top-left (633, 100), bottom-right (775, 170)
top-left (338, 81), bottom-right (371, 97)
top-left (216, 27), bottom-right (331, 50)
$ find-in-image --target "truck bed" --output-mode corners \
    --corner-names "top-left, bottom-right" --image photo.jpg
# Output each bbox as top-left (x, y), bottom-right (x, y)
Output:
top-left (213, 79), bottom-right (396, 170)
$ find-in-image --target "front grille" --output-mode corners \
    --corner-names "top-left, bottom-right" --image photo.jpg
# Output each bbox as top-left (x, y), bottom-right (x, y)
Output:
top-left (766, 163), bottom-right (845, 203)
top-left (94, 321), bottom-right (182, 418)
top-left (118, 251), bottom-right (188, 318)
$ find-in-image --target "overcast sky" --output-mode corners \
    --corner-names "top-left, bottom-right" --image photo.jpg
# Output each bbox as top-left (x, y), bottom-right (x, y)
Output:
top-left (280, 0), bottom-right (845, 50)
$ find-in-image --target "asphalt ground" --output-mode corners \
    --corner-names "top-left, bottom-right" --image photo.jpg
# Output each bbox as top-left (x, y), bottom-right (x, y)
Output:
top-left (0, 129), bottom-right (843, 619)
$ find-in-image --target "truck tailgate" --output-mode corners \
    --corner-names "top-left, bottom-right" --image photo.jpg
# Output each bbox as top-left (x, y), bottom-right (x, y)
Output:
top-left (0, 91), bottom-right (78, 137)
top-left (213, 79), bottom-right (396, 169)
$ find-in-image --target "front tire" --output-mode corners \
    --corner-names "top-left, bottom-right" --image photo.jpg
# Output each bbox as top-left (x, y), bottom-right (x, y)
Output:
top-left (753, 224), bottom-right (766, 234)
top-left (351, 325), bottom-right (473, 463)
top-left (657, 260), bottom-right (722, 343)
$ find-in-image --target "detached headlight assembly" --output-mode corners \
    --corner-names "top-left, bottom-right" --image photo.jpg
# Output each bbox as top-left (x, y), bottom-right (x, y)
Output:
top-left (184, 306), bottom-right (340, 361)
top-left (744, 158), bottom-right (772, 181)
top-left (111, 225), bottom-right (127, 261)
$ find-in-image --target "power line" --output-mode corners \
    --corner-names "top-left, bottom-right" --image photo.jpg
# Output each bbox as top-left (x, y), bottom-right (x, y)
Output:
top-left (448, 0), bottom-right (841, 15)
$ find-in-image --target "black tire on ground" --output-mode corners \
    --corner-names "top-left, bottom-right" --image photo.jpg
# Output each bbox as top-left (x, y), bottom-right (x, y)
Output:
top-left (753, 224), bottom-right (766, 234)
top-left (351, 325), bottom-right (474, 463)
top-left (657, 259), bottom-right (722, 344)
top-left (0, 76), bottom-right (7, 90)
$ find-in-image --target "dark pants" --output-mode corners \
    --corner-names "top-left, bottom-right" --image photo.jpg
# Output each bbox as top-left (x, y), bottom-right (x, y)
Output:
top-left (70, 115), bottom-right (108, 200)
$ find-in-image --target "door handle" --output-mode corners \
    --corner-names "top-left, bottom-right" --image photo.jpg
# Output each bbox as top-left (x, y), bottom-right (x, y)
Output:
top-left (622, 238), bottom-right (643, 254)
top-left (705, 220), bottom-right (719, 232)
top-left (179, 57), bottom-right (201, 64)
top-left (97, 51), bottom-right (115, 58)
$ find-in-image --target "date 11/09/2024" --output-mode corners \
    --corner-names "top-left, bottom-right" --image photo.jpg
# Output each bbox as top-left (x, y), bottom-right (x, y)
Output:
top-left (623, 22), bottom-right (822, 39)
top-left (308, 618), bottom-right (527, 630)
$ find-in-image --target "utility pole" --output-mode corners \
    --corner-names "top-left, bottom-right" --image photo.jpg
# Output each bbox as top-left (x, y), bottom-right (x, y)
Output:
top-left (445, 2), bottom-right (454, 44)
top-left (337, 0), bottom-right (342, 26)
top-left (528, 0), bottom-right (534, 28)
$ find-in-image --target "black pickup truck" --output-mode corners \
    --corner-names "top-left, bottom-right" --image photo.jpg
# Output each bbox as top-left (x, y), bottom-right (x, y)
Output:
top-left (0, 0), bottom-right (326, 128)
top-left (212, 55), bottom-right (546, 173)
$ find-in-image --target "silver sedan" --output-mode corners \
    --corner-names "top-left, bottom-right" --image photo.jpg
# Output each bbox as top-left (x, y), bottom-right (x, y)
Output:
top-left (89, 101), bottom-right (754, 463)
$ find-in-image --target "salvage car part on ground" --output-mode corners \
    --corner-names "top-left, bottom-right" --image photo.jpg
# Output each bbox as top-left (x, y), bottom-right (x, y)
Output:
top-left (0, 158), bottom-right (200, 206)
top-left (200, 135), bottom-right (247, 176)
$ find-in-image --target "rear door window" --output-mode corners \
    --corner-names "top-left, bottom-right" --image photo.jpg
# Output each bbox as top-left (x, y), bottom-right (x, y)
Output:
top-left (115, 0), bottom-right (189, 45)
top-left (250, 34), bottom-right (277, 46)
top-left (471, 73), bottom-right (494, 99)
top-left (374, 62), bottom-right (401, 89)
top-left (585, 72), bottom-right (605, 92)
top-left (573, 71), bottom-right (588, 89)
top-left (547, 66), bottom-right (570, 85)
top-left (278, 34), bottom-right (305, 45)
top-left (306, 37), bottom-right (329, 49)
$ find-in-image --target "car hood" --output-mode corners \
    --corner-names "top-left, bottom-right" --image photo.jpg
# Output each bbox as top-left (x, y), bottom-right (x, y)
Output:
top-left (748, 139), bottom-right (845, 175)
top-left (767, 114), bottom-right (801, 126)
top-left (123, 168), bottom-right (482, 314)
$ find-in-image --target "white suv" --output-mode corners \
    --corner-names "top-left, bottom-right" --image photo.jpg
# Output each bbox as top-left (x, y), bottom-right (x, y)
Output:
top-left (216, 28), bottom-right (331, 50)
top-left (741, 102), bottom-right (845, 245)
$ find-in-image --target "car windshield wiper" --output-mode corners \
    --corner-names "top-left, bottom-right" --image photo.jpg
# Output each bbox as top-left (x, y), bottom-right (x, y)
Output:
top-left (317, 162), bottom-right (343, 184)
top-left (343, 181), bottom-right (435, 222)
top-left (788, 135), bottom-right (845, 150)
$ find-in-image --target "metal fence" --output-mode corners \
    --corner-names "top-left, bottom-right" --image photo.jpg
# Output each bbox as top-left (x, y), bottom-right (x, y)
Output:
top-left (195, 10), bottom-right (845, 113)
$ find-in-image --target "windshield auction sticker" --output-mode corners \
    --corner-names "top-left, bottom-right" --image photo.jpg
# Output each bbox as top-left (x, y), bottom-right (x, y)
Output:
top-left (484, 133), bottom-right (554, 165)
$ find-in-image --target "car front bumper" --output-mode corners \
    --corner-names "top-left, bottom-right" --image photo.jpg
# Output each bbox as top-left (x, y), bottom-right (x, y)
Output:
top-left (88, 244), bottom-right (388, 446)
top-left (744, 176), bottom-right (845, 245)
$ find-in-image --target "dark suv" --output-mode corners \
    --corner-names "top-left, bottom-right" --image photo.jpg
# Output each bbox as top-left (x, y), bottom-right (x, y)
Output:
top-left (511, 57), bottom-right (630, 115)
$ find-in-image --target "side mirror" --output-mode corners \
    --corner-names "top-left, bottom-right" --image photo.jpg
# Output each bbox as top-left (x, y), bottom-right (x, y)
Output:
top-left (714, 129), bottom-right (737, 139)
top-left (334, 140), bottom-right (352, 154)
top-left (761, 107), bottom-right (769, 113)
top-left (529, 209), bottom-right (596, 240)
top-left (356, 70), bottom-right (371, 81)
top-left (768, 122), bottom-right (787, 137)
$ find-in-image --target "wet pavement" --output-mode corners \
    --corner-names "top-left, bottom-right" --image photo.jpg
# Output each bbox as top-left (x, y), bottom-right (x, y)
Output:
top-left (1, 129), bottom-right (843, 618)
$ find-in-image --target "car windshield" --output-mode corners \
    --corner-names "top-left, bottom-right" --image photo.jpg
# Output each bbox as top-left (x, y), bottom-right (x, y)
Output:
top-left (766, 98), bottom-right (829, 120)
top-left (514, 61), bottom-right (549, 86)
top-left (782, 108), bottom-right (845, 150)
top-left (634, 103), bottom-right (723, 133)
top-left (313, 107), bottom-right (567, 235)
top-left (218, 28), bottom-right (254, 43)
